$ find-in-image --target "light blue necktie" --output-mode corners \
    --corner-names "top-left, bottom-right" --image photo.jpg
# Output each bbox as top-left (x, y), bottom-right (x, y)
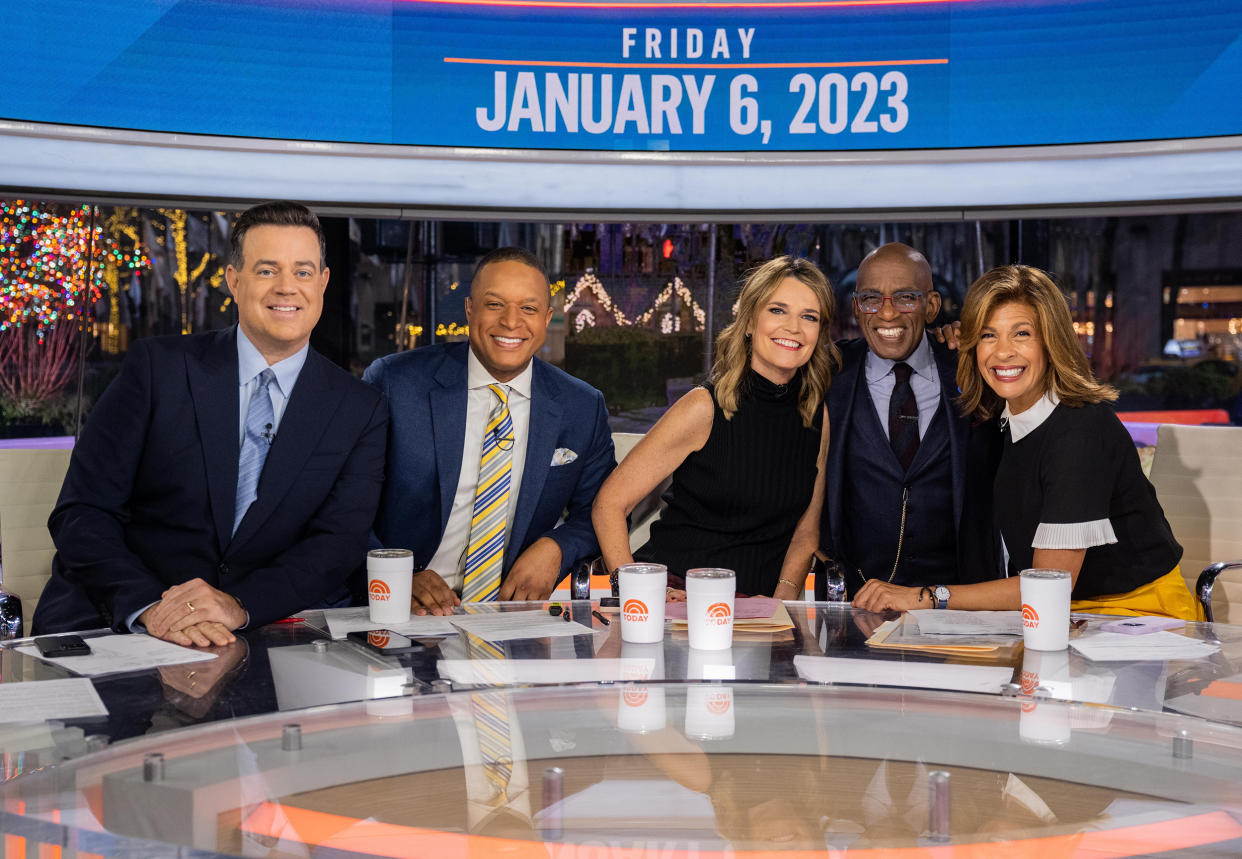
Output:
top-left (233, 368), bottom-right (275, 535)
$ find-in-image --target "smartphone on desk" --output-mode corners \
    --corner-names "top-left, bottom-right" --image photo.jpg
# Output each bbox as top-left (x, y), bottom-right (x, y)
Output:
top-left (347, 629), bottom-right (425, 655)
top-left (34, 635), bottom-right (92, 658)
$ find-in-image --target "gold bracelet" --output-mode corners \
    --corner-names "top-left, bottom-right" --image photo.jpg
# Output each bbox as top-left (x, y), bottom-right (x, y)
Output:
top-left (778, 577), bottom-right (801, 590)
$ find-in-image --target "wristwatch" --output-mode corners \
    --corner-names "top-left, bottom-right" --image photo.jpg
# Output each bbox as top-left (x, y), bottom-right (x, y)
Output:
top-left (932, 585), bottom-right (951, 610)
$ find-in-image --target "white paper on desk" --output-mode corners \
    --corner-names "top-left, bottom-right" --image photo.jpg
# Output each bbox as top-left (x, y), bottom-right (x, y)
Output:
top-left (0, 678), bottom-right (108, 723)
top-left (908, 610), bottom-right (1024, 636)
top-left (438, 658), bottom-right (651, 686)
top-left (321, 607), bottom-right (457, 640)
top-left (449, 610), bottom-right (595, 641)
top-left (1070, 630), bottom-right (1220, 662)
top-left (794, 655), bottom-right (1013, 694)
top-left (15, 634), bottom-right (216, 677)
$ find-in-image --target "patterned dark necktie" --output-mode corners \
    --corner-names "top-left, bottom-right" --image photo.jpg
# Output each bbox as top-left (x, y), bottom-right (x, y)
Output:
top-left (888, 362), bottom-right (920, 471)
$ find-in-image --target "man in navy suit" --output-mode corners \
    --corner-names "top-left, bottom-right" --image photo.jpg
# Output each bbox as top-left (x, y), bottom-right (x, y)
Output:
top-left (819, 243), bottom-right (998, 604)
top-left (33, 202), bottom-right (388, 646)
top-left (365, 248), bottom-right (614, 614)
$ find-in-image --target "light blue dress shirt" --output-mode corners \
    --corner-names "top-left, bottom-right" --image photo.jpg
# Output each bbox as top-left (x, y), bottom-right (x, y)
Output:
top-left (235, 327), bottom-right (308, 445)
top-left (863, 334), bottom-right (941, 439)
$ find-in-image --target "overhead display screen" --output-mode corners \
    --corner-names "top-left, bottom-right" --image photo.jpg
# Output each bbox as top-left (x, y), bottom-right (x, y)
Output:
top-left (3, 0), bottom-right (1240, 153)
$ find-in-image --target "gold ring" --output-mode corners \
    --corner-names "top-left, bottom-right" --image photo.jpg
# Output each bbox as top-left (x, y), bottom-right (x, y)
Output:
top-left (186, 601), bottom-right (196, 612)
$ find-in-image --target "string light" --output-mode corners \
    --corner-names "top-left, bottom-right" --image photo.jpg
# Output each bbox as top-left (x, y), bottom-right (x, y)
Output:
top-left (563, 273), bottom-right (706, 332)
top-left (633, 277), bottom-right (706, 330)
top-left (0, 200), bottom-right (150, 341)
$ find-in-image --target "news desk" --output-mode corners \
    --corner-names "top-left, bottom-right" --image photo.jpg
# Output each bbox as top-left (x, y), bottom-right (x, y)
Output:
top-left (3, 602), bottom-right (1242, 857)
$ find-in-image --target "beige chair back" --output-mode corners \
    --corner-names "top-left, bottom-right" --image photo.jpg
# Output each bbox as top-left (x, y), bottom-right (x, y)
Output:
top-left (1148, 424), bottom-right (1242, 623)
top-left (611, 432), bottom-right (669, 551)
top-left (0, 448), bottom-right (72, 628)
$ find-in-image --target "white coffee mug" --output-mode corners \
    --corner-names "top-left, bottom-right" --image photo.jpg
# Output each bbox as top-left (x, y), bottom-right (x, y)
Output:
top-left (1019, 568), bottom-right (1072, 651)
top-left (618, 563), bottom-right (668, 644)
top-left (685, 685), bottom-right (735, 740)
top-left (685, 568), bottom-right (736, 651)
top-left (617, 685), bottom-right (667, 734)
top-left (367, 549), bottom-right (414, 625)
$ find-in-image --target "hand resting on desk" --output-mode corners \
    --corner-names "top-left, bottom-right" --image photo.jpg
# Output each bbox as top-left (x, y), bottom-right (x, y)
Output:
top-left (140, 577), bottom-right (246, 646)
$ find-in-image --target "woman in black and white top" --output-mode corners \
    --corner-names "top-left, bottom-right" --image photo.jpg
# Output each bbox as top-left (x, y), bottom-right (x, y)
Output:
top-left (854, 264), bottom-right (1200, 620)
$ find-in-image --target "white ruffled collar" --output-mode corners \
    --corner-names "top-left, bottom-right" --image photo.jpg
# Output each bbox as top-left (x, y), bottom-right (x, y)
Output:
top-left (1002, 390), bottom-right (1060, 442)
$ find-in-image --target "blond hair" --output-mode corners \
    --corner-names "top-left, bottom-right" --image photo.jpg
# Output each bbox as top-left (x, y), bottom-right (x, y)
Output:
top-left (956, 264), bottom-right (1117, 420)
top-left (712, 256), bottom-right (839, 427)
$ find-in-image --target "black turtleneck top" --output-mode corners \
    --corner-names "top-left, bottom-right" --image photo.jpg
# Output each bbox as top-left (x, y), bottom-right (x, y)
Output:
top-left (636, 370), bottom-right (822, 596)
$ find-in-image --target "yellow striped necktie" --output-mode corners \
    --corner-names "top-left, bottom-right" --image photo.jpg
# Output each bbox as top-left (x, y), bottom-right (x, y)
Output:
top-left (462, 384), bottom-right (514, 603)
top-left (464, 631), bottom-right (513, 804)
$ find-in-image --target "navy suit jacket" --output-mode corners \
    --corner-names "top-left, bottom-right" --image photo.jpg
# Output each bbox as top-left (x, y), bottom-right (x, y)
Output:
top-left (822, 337), bottom-right (1000, 587)
top-left (364, 342), bottom-right (615, 581)
top-left (33, 327), bottom-right (388, 634)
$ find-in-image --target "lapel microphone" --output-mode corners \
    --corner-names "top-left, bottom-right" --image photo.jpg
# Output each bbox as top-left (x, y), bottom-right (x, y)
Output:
top-left (262, 423), bottom-right (274, 444)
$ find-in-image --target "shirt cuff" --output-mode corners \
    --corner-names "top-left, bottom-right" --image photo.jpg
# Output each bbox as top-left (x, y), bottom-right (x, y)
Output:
top-left (1032, 518), bottom-right (1117, 550)
top-left (127, 601), bottom-right (159, 632)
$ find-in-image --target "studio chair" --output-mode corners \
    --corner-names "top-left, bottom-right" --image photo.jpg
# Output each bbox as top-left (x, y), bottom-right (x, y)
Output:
top-left (1147, 424), bottom-right (1242, 623)
top-left (0, 448), bottom-right (73, 630)
top-left (565, 432), bottom-right (669, 599)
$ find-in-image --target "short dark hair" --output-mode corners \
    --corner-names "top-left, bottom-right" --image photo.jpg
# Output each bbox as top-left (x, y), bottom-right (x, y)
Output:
top-left (472, 246), bottom-right (548, 284)
top-left (229, 201), bottom-right (326, 270)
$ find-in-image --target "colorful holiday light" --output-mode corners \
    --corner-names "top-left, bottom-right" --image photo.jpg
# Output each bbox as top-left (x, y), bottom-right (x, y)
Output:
top-left (0, 200), bottom-right (150, 341)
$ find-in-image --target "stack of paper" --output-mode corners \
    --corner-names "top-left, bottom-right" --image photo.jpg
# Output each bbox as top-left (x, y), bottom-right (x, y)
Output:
top-left (866, 617), bottom-right (1023, 658)
top-left (16, 635), bottom-right (217, 677)
top-left (908, 609), bottom-right (1024, 636)
top-left (666, 597), bottom-right (795, 634)
top-left (438, 657), bottom-right (650, 685)
top-left (322, 607), bottom-right (458, 639)
top-left (794, 655), bottom-right (1014, 694)
top-left (0, 678), bottom-right (108, 723)
top-left (1070, 630), bottom-right (1220, 662)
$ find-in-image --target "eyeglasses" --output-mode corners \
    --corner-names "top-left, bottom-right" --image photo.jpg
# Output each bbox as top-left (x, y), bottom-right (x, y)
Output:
top-left (852, 291), bottom-right (927, 314)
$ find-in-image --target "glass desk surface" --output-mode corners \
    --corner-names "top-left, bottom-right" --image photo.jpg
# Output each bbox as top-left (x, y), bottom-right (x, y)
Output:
top-left (3, 602), bottom-right (1242, 857)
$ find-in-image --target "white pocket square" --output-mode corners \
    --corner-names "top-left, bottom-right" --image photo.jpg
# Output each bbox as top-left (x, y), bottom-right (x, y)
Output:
top-left (551, 448), bottom-right (578, 466)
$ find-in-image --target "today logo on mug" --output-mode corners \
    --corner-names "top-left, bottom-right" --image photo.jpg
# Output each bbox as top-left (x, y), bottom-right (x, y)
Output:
top-left (369, 580), bottom-right (392, 602)
top-left (706, 691), bottom-right (732, 715)
top-left (1020, 670), bottom-right (1039, 694)
top-left (1022, 604), bottom-right (1039, 628)
top-left (623, 688), bottom-right (649, 707)
top-left (623, 598), bottom-right (648, 623)
top-left (706, 602), bottom-right (733, 626)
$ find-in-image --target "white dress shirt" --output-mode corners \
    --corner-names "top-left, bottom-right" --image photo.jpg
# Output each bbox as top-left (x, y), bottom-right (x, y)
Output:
top-left (864, 334), bottom-right (941, 439)
top-left (427, 349), bottom-right (533, 591)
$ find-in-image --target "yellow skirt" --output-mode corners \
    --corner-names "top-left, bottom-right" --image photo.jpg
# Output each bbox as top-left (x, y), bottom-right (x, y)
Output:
top-left (1070, 567), bottom-right (1203, 622)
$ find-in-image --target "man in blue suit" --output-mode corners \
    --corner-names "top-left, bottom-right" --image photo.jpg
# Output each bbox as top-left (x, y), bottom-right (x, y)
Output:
top-left (365, 248), bottom-right (614, 614)
top-left (33, 202), bottom-right (388, 645)
top-left (819, 243), bottom-right (999, 605)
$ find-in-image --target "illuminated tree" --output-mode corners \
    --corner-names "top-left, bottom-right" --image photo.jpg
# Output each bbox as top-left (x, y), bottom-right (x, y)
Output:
top-left (0, 201), bottom-right (149, 420)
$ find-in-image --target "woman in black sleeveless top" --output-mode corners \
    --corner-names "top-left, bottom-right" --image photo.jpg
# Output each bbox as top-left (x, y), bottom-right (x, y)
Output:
top-left (592, 257), bottom-right (839, 598)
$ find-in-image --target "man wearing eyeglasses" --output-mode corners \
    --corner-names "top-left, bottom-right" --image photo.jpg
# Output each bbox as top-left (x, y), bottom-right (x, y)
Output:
top-left (818, 243), bottom-right (998, 604)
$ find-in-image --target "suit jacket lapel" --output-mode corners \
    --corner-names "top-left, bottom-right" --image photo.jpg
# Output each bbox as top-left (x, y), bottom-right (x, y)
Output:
top-left (931, 337), bottom-right (967, 530)
top-left (187, 327), bottom-right (241, 555)
top-left (827, 346), bottom-right (863, 553)
top-left (508, 360), bottom-right (560, 569)
top-left (431, 347), bottom-right (468, 536)
top-left (230, 349), bottom-right (338, 549)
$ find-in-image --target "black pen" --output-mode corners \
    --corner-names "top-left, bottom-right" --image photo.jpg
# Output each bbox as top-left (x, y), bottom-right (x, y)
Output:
top-left (591, 609), bottom-right (610, 626)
